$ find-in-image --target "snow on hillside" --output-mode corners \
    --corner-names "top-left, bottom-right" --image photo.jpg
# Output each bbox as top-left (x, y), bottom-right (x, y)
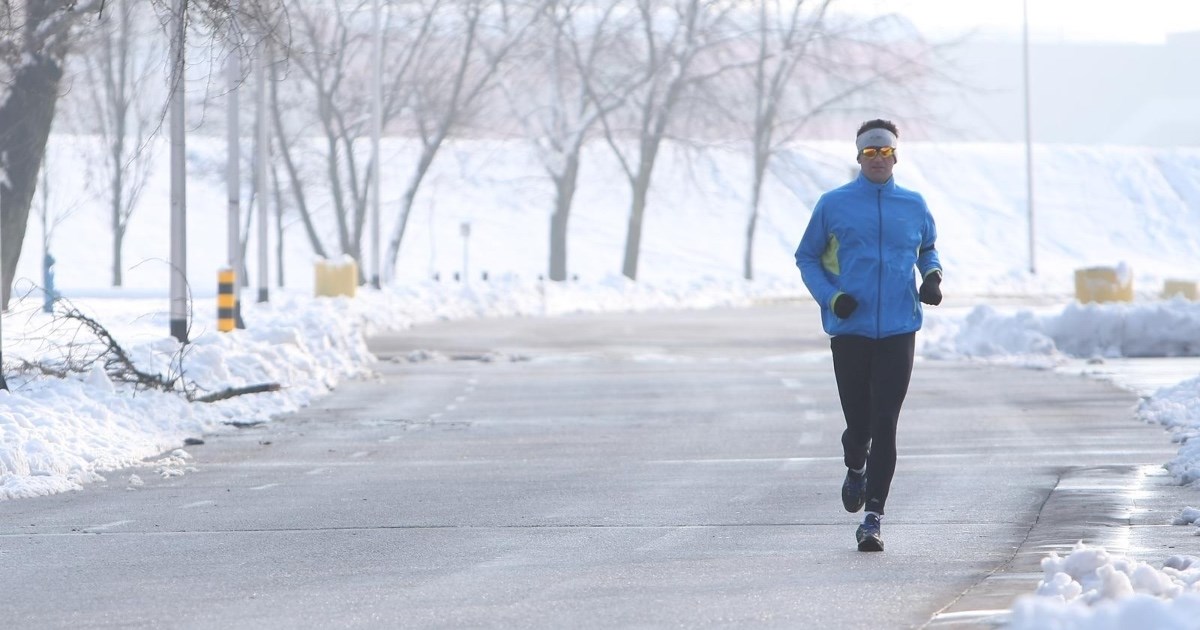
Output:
top-left (21, 137), bottom-right (1200, 300)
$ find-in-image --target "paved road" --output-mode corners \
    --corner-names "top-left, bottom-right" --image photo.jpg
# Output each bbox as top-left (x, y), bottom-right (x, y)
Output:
top-left (0, 303), bottom-right (1190, 629)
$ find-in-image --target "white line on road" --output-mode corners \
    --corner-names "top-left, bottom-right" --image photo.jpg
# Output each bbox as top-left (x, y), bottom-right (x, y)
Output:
top-left (650, 450), bottom-right (1170, 465)
top-left (85, 520), bottom-right (135, 531)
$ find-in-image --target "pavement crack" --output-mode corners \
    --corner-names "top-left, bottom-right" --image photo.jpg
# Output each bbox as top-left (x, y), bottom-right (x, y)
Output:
top-left (920, 467), bottom-right (1065, 628)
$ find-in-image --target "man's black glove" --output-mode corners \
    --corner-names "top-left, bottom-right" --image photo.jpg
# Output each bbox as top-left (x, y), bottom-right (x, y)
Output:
top-left (919, 272), bottom-right (942, 306)
top-left (832, 293), bottom-right (858, 318)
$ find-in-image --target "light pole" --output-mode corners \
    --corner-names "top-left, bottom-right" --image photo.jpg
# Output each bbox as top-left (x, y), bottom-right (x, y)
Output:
top-left (1023, 0), bottom-right (1036, 275)
top-left (255, 40), bottom-right (270, 304)
top-left (0, 175), bottom-right (8, 390)
top-left (227, 0), bottom-right (244, 327)
top-left (370, 0), bottom-right (382, 289)
top-left (460, 222), bottom-right (471, 284)
top-left (169, 0), bottom-right (188, 342)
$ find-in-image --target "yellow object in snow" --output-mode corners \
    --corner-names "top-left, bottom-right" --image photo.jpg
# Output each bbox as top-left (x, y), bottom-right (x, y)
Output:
top-left (1074, 266), bottom-right (1133, 303)
top-left (315, 259), bottom-right (358, 298)
top-left (1162, 279), bottom-right (1199, 301)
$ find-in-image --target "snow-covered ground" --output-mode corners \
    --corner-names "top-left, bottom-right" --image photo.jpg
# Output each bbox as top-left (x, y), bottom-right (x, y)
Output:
top-left (5, 137), bottom-right (1200, 627)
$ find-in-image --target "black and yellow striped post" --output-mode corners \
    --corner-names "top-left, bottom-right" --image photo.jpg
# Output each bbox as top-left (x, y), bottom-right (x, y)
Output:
top-left (218, 268), bottom-right (237, 332)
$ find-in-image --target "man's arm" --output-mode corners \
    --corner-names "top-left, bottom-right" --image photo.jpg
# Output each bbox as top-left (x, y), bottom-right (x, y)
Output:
top-left (917, 207), bottom-right (942, 305)
top-left (916, 206), bottom-right (941, 279)
top-left (795, 200), bottom-right (841, 309)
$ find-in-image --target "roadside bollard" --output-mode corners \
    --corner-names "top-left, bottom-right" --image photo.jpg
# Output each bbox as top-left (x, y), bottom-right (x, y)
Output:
top-left (218, 268), bottom-right (237, 332)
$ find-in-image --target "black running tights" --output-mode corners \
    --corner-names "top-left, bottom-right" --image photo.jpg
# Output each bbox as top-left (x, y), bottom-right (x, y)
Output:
top-left (830, 332), bottom-right (916, 516)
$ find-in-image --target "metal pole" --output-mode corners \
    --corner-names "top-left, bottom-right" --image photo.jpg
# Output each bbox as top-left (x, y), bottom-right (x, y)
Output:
top-left (169, 0), bottom-right (188, 342)
top-left (227, 2), bottom-right (244, 326)
top-left (255, 41), bottom-right (270, 303)
top-left (1022, 0), bottom-right (1036, 275)
top-left (370, 0), bottom-right (383, 289)
top-left (460, 222), bottom-right (470, 285)
top-left (0, 177), bottom-right (8, 389)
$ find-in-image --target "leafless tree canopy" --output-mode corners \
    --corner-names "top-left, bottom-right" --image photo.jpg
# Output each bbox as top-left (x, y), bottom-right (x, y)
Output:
top-left (2, 0), bottom-right (949, 305)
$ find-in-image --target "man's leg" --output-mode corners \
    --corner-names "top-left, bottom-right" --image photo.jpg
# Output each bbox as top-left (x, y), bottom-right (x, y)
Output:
top-left (830, 335), bottom-right (873, 471)
top-left (862, 332), bottom-right (916, 516)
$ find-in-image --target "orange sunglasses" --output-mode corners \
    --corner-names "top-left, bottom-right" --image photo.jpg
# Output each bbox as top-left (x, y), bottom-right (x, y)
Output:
top-left (859, 146), bottom-right (895, 159)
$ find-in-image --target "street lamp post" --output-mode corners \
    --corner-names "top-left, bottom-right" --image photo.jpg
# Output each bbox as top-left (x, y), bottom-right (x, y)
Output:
top-left (169, 0), bottom-right (188, 342)
top-left (370, 0), bottom-right (382, 289)
top-left (1023, 0), bottom-right (1036, 275)
top-left (227, 1), bottom-right (244, 327)
top-left (255, 41), bottom-right (270, 303)
top-left (460, 222), bottom-right (471, 284)
top-left (0, 179), bottom-right (8, 390)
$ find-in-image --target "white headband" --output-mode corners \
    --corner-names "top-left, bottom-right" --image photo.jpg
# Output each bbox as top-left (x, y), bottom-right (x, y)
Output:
top-left (856, 128), bottom-right (897, 152)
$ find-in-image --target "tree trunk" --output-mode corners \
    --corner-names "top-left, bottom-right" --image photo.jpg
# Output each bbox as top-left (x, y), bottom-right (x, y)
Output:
top-left (269, 65), bottom-right (329, 260)
top-left (622, 185), bottom-right (648, 281)
top-left (0, 55), bottom-right (64, 310)
top-left (384, 136), bottom-right (444, 281)
top-left (548, 152), bottom-right (580, 282)
top-left (744, 143), bottom-right (770, 281)
top-left (743, 207), bottom-right (758, 282)
top-left (624, 135), bottom-right (662, 282)
top-left (621, 147), bottom-right (658, 281)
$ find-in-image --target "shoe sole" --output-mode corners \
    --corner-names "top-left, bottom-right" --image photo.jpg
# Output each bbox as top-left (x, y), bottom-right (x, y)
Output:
top-left (841, 476), bottom-right (867, 513)
top-left (857, 535), bottom-right (884, 552)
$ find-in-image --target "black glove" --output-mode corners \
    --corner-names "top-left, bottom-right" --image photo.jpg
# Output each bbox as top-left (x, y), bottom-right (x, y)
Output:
top-left (832, 293), bottom-right (858, 318)
top-left (919, 272), bottom-right (942, 306)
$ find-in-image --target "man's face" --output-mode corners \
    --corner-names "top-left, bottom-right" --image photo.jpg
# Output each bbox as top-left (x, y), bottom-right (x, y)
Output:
top-left (857, 146), bottom-right (895, 184)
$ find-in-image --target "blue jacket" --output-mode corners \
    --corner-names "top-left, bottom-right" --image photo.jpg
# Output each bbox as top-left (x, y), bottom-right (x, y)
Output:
top-left (795, 173), bottom-right (941, 339)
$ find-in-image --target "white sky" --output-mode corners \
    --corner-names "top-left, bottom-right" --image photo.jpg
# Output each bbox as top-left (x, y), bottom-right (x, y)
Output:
top-left (841, 0), bottom-right (1200, 44)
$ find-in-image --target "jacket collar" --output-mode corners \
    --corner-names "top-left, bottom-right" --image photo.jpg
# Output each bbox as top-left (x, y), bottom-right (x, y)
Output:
top-left (855, 171), bottom-right (896, 192)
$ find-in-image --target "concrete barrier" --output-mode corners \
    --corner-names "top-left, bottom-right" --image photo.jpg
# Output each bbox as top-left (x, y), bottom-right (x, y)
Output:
top-left (1162, 279), bottom-right (1199, 300)
top-left (315, 259), bottom-right (358, 298)
top-left (1074, 266), bottom-right (1133, 303)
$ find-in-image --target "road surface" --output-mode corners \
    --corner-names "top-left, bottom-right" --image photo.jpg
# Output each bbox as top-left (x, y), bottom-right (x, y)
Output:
top-left (0, 303), bottom-right (1190, 628)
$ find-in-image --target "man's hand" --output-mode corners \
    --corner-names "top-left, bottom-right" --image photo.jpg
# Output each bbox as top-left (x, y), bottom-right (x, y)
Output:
top-left (833, 293), bottom-right (858, 318)
top-left (919, 272), bottom-right (942, 306)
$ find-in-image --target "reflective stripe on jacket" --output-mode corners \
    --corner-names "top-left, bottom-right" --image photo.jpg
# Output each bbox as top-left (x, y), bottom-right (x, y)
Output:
top-left (794, 172), bottom-right (941, 338)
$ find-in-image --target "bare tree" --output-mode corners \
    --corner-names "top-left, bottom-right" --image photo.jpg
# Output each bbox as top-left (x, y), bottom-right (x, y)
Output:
top-left (33, 145), bottom-right (78, 306)
top-left (0, 0), bottom-right (278, 309)
top-left (382, 0), bottom-right (541, 282)
top-left (500, 0), bottom-right (640, 281)
top-left (279, 0), bottom-right (374, 270)
top-left (268, 49), bottom-right (329, 262)
top-left (739, 0), bottom-right (833, 281)
top-left (593, 0), bottom-right (732, 281)
top-left (75, 0), bottom-right (162, 287)
top-left (735, 4), bottom-right (944, 279)
top-left (0, 0), bottom-right (105, 309)
top-left (268, 0), bottom-right (442, 280)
